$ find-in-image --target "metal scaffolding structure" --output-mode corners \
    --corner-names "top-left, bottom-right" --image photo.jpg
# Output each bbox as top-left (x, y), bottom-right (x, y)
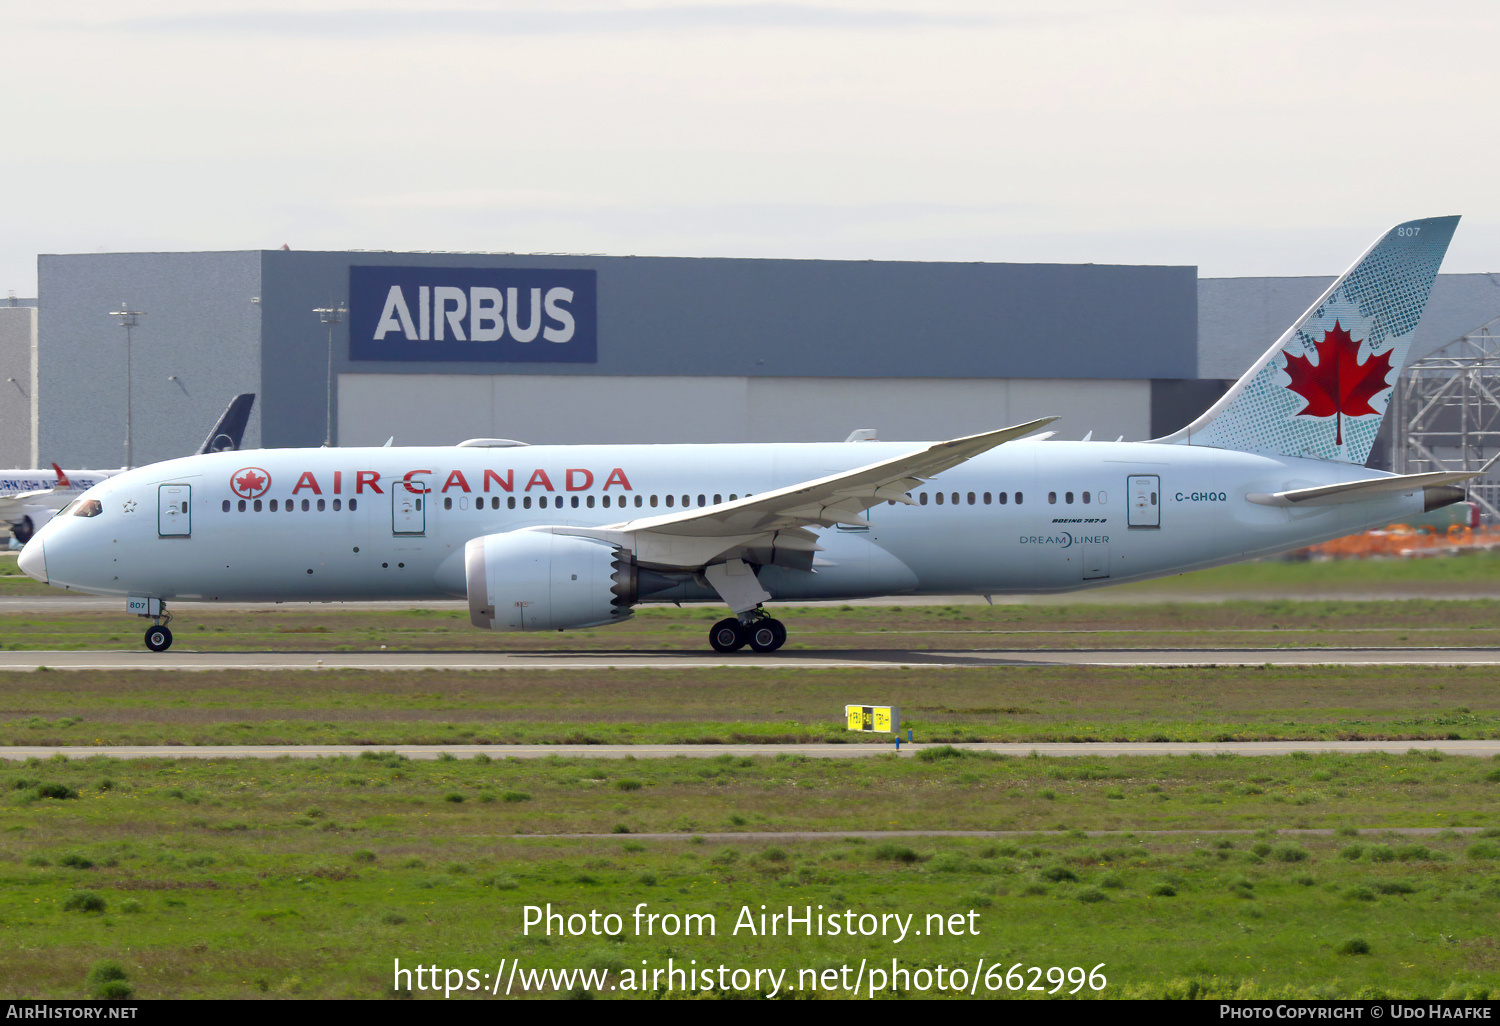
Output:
top-left (1395, 315), bottom-right (1500, 519)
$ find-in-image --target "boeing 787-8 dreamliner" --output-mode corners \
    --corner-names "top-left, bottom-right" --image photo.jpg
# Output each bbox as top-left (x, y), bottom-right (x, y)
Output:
top-left (19, 218), bottom-right (1480, 653)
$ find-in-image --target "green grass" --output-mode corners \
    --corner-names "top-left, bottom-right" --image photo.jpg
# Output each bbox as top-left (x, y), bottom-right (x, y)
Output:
top-left (1, 751), bottom-right (1497, 999)
top-left (3, 596), bottom-right (1500, 651)
top-left (4, 663), bottom-right (1500, 746)
top-left (4, 547), bottom-right (1500, 653)
top-left (1102, 551), bottom-right (1500, 594)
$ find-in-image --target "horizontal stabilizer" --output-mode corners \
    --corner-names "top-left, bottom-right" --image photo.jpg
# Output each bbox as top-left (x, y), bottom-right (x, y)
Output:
top-left (1246, 465), bottom-right (1490, 508)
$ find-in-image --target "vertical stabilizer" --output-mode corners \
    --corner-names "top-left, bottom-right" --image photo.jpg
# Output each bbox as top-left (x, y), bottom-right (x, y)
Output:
top-left (197, 394), bottom-right (256, 454)
top-left (1161, 216), bottom-right (1459, 464)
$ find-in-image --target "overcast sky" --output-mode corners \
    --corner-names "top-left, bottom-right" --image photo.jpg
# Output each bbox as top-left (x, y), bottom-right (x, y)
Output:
top-left (5, 0), bottom-right (1499, 295)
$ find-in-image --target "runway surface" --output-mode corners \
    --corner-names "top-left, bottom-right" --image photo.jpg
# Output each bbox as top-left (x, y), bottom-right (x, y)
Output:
top-left (3, 739), bottom-right (1497, 760)
top-left (4, 646), bottom-right (1500, 671)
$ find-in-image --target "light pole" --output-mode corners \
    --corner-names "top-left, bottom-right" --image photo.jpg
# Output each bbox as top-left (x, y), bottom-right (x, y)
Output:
top-left (313, 301), bottom-right (346, 447)
top-left (109, 302), bottom-right (144, 468)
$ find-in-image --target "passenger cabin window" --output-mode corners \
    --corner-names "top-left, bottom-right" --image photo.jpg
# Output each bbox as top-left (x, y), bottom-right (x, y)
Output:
top-left (1065, 492), bottom-right (1074, 504)
top-left (238, 499), bottom-right (246, 512)
top-left (254, 499), bottom-right (262, 512)
top-left (919, 492), bottom-right (928, 505)
top-left (636, 495), bottom-right (644, 507)
top-left (269, 499), bottom-right (278, 512)
top-left (333, 499), bottom-right (341, 511)
top-left (222, 499), bottom-right (230, 512)
top-left (349, 499), bottom-right (358, 511)
top-left (523, 496), bottom-right (532, 509)
top-left (73, 499), bottom-right (103, 518)
top-left (1015, 492), bottom-right (1023, 504)
top-left (1048, 492), bottom-right (1057, 504)
top-left (508, 497), bottom-right (516, 509)
top-left (1082, 492), bottom-right (1091, 504)
top-left (317, 498), bottom-right (325, 511)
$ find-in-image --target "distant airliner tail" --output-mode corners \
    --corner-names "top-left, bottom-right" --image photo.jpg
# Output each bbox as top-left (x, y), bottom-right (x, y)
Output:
top-left (197, 394), bottom-right (256, 454)
top-left (1158, 216), bottom-right (1460, 465)
top-left (50, 463), bottom-right (71, 488)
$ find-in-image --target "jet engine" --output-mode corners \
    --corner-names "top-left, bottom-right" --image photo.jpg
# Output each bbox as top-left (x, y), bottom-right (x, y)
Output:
top-left (465, 530), bottom-right (638, 631)
top-left (11, 508), bottom-right (56, 545)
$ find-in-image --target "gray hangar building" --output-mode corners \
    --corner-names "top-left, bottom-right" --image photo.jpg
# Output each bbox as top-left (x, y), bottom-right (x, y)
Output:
top-left (18, 248), bottom-right (1500, 470)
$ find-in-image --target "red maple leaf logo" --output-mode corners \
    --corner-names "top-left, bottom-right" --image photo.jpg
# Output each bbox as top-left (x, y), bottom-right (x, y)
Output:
top-left (1282, 321), bottom-right (1394, 446)
top-left (231, 467), bottom-right (270, 498)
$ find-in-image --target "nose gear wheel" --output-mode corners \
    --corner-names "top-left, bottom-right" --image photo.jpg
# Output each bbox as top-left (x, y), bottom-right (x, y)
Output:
top-left (144, 625), bottom-right (173, 652)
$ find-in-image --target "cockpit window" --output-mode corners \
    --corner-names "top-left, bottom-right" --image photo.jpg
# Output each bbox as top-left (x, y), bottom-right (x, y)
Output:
top-left (72, 499), bottom-right (103, 518)
top-left (57, 499), bottom-right (83, 517)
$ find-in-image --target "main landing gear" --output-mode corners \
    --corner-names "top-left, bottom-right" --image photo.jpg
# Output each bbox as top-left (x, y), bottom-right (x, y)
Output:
top-left (708, 613), bottom-right (787, 654)
top-left (141, 603), bottom-right (173, 652)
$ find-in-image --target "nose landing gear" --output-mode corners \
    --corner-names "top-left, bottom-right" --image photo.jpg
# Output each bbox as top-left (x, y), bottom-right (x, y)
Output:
top-left (706, 613), bottom-right (786, 653)
top-left (137, 602), bottom-right (173, 652)
top-left (144, 623), bottom-right (173, 652)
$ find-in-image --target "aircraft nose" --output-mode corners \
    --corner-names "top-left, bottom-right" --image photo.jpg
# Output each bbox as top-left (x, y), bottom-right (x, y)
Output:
top-left (17, 538), bottom-right (46, 583)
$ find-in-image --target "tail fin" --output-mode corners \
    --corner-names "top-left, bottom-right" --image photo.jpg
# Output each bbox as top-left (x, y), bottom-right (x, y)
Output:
top-left (1161, 215), bottom-right (1459, 464)
top-left (197, 393), bottom-right (256, 454)
top-left (50, 463), bottom-right (71, 488)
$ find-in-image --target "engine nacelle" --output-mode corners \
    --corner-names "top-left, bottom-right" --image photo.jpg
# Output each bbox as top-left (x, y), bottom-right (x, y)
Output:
top-left (11, 508), bottom-right (56, 545)
top-left (465, 530), bottom-right (637, 631)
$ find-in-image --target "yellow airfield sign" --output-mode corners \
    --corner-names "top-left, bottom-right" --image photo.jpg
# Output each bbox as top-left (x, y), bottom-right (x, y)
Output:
top-left (846, 705), bottom-right (899, 733)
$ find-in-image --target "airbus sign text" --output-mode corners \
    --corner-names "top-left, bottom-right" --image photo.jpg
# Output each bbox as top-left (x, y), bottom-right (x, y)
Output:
top-left (349, 266), bottom-right (597, 363)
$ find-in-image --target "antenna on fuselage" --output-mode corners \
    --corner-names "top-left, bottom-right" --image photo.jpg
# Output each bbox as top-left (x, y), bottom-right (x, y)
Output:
top-left (383, 437), bottom-right (394, 447)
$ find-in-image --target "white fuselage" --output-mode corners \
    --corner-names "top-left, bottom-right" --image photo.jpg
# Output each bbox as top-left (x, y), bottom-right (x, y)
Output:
top-left (27, 440), bottom-right (1422, 606)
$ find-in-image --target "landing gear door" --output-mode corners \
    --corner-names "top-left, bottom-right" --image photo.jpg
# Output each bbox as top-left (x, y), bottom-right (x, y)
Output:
top-left (392, 475), bottom-right (428, 535)
top-left (1127, 475), bottom-right (1160, 529)
top-left (157, 484), bottom-right (191, 537)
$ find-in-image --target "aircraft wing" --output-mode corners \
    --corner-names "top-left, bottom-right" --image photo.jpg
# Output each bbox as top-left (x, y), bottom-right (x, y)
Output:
top-left (554, 418), bottom-right (1056, 570)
